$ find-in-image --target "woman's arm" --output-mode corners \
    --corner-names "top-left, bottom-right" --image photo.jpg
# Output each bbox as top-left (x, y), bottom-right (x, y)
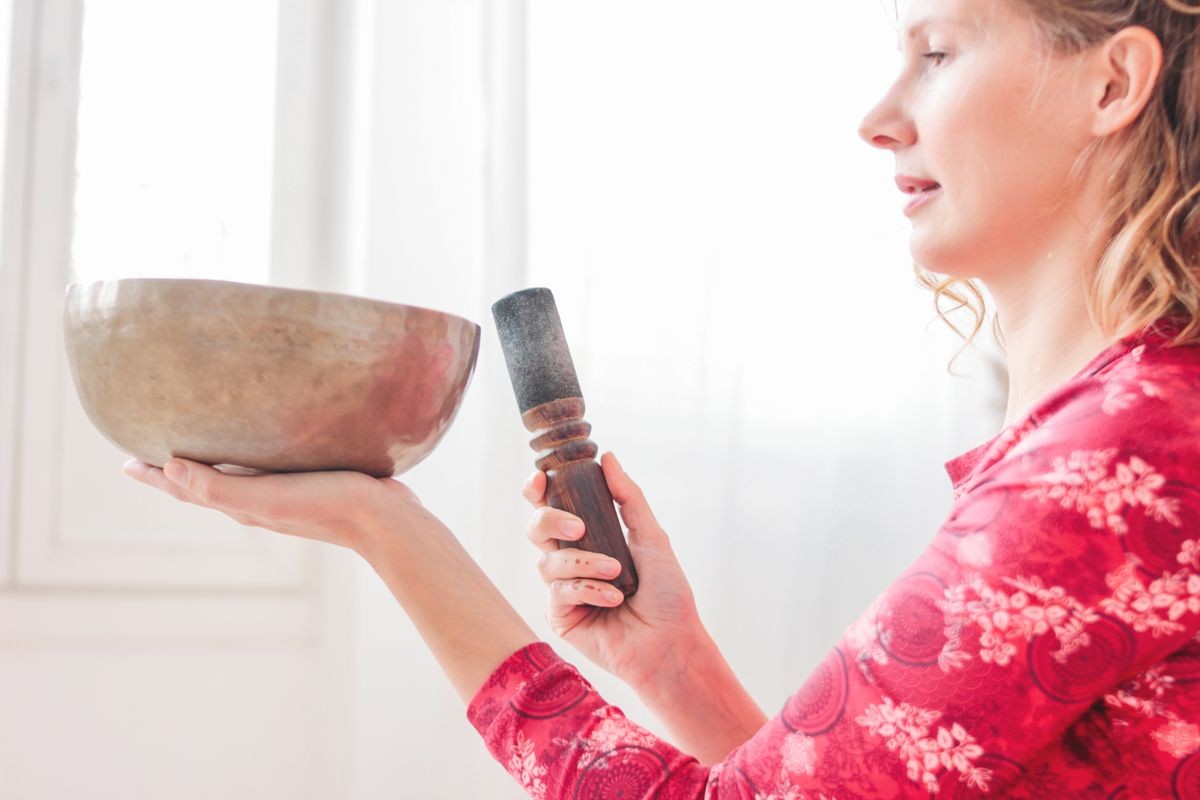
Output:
top-left (129, 456), bottom-right (761, 759)
top-left (357, 490), bottom-right (766, 762)
top-left (628, 625), bottom-right (769, 764)
top-left (124, 457), bottom-right (540, 706)
top-left (353, 495), bottom-right (541, 704)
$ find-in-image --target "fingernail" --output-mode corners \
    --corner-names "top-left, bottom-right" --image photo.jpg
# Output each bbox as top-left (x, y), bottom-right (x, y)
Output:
top-left (598, 560), bottom-right (620, 577)
top-left (561, 520), bottom-right (584, 538)
top-left (610, 453), bottom-right (624, 471)
top-left (603, 588), bottom-right (623, 604)
top-left (164, 460), bottom-right (188, 484)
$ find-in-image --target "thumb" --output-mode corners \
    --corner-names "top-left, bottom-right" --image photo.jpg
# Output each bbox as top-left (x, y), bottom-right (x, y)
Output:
top-left (600, 452), bottom-right (669, 546)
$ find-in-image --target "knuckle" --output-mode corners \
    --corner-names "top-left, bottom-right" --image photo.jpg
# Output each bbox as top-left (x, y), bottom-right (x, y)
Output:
top-left (169, 486), bottom-right (195, 505)
top-left (552, 548), bottom-right (580, 571)
top-left (552, 578), bottom-right (578, 594)
top-left (195, 482), bottom-right (219, 506)
top-left (527, 512), bottom-right (548, 541)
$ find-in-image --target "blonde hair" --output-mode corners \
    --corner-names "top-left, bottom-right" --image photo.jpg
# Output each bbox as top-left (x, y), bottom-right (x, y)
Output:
top-left (896, 0), bottom-right (1200, 370)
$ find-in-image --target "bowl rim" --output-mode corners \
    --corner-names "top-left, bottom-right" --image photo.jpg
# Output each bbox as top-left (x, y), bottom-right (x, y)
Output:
top-left (64, 277), bottom-right (482, 333)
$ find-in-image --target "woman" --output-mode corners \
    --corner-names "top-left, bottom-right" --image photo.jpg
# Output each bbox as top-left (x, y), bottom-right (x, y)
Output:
top-left (125, 0), bottom-right (1200, 796)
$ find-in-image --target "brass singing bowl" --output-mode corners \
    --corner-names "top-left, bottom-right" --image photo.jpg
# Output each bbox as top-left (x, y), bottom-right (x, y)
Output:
top-left (63, 278), bottom-right (481, 477)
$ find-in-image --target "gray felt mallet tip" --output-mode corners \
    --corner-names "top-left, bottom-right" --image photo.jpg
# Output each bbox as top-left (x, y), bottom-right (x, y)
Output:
top-left (492, 288), bottom-right (583, 414)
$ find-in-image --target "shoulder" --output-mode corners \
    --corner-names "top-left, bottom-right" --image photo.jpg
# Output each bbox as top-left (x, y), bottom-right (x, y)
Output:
top-left (1012, 332), bottom-right (1200, 476)
top-left (943, 331), bottom-right (1200, 585)
top-left (950, 335), bottom-right (1195, 585)
top-left (1090, 332), bottom-right (1200, 435)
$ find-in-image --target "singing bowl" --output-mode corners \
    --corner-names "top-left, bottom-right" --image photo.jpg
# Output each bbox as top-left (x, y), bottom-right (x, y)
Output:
top-left (63, 278), bottom-right (481, 477)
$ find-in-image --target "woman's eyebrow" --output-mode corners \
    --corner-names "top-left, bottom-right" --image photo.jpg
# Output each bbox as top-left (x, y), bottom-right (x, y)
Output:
top-left (895, 16), bottom-right (964, 50)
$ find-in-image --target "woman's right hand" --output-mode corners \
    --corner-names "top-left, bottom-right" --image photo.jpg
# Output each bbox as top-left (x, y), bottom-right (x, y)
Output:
top-left (523, 451), bottom-right (705, 692)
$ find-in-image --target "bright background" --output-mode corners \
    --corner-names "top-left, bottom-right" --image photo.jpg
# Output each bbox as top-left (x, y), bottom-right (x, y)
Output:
top-left (0, 1), bottom-right (1006, 797)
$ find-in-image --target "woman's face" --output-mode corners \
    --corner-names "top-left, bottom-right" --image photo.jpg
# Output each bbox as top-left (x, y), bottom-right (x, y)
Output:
top-left (857, 0), bottom-right (1095, 281)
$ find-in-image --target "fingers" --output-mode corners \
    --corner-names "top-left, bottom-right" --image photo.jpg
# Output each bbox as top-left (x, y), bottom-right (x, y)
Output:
top-left (547, 577), bottom-right (625, 618)
top-left (526, 505), bottom-right (585, 554)
top-left (537, 546), bottom-right (622, 584)
top-left (524, 452), bottom-right (667, 555)
top-left (538, 548), bottom-right (625, 626)
top-left (521, 470), bottom-right (547, 508)
top-left (161, 457), bottom-right (352, 524)
top-left (122, 459), bottom-right (263, 528)
top-left (599, 451), bottom-right (666, 541)
top-left (159, 457), bottom-right (276, 517)
top-left (124, 459), bottom-right (199, 505)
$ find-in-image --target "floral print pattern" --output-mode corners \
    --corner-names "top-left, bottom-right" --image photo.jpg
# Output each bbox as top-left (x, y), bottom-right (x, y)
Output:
top-left (936, 574), bottom-right (1098, 671)
top-left (854, 696), bottom-right (990, 793)
top-left (509, 731), bottom-right (549, 799)
top-left (467, 317), bottom-right (1200, 798)
top-left (1021, 448), bottom-right (1181, 534)
top-left (1100, 549), bottom-right (1200, 637)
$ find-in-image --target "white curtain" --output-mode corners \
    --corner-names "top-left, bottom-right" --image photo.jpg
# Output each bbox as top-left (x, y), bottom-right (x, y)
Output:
top-left (516, 0), bottom-right (1009, 721)
top-left (349, 1), bottom-right (1007, 797)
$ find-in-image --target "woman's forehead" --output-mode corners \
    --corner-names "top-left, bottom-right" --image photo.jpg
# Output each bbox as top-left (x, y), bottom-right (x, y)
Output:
top-left (895, 0), bottom-right (1003, 27)
top-left (893, 0), bottom-right (1011, 49)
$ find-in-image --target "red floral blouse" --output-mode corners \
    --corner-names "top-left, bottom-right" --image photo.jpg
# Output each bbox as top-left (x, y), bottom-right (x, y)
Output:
top-left (467, 316), bottom-right (1200, 799)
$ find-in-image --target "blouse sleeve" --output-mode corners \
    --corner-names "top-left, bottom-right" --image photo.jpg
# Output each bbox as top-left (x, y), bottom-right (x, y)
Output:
top-left (466, 382), bottom-right (1200, 798)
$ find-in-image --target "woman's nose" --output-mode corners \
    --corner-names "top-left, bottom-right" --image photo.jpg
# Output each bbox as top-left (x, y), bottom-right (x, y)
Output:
top-left (857, 96), bottom-right (910, 150)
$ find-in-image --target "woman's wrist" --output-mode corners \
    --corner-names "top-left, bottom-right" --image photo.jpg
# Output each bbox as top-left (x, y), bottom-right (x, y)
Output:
top-left (631, 625), bottom-right (769, 764)
top-left (353, 487), bottom-right (540, 705)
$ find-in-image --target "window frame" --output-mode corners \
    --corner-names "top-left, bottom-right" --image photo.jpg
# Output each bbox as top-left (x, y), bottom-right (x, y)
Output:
top-left (0, 0), bottom-right (341, 604)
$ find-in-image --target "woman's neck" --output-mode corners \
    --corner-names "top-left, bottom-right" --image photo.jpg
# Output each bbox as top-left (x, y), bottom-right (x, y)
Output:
top-left (986, 240), bottom-right (1111, 431)
top-left (997, 307), bottom-right (1110, 430)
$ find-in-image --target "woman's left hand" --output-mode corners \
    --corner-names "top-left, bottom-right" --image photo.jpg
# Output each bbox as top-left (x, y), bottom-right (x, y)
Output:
top-left (121, 457), bottom-right (423, 553)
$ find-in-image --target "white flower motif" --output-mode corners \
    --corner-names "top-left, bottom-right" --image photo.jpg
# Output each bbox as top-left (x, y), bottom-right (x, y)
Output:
top-left (1180, 539), bottom-right (1200, 571)
top-left (1021, 449), bottom-right (1181, 534)
top-left (1099, 552), bottom-right (1200, 637)
top-left (1152, 720), bottom-right (1200, 759)
top-left (782, 732), bottom-right (819, 778)
top-left (1101, 377), bottom-right (1140, 416)
top-left (956, 533), bottom-right (993, 568)
top-left (754, 773), bottom-right (839, 800)
top-left (936, 574), bottom-right (1096, 671)
top-left (1104, 664), bottom-right (1177, 722)
top-left (507, 731), bottom-right (548, 799)
top-left (856, 696), bottom-right (990, 795)
top-left (572, 706), bottom-right (658, 768)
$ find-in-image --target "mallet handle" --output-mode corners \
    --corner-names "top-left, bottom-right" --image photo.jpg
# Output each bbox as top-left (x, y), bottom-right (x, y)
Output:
top-left (522, 397), bottom-right (638, 598)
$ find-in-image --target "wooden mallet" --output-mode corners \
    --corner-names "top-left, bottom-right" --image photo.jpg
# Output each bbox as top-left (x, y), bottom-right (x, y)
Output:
top-left (492, 287), bottom-right (639, 599)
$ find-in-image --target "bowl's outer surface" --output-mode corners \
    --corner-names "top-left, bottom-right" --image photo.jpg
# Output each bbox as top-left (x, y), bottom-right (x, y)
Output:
top-left (63, 278), bottom-right (481, 477)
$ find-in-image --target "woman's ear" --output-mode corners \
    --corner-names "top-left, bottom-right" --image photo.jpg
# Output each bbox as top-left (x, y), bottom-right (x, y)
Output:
top-left (1087, 25), bottom-right (1164, 137)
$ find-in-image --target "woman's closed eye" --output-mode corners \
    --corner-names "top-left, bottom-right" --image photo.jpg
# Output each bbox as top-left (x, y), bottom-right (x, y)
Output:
top-left (922, 51), bottom-right (949, 67)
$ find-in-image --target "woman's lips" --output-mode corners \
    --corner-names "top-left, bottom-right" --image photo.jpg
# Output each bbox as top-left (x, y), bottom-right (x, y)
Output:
top-left (904, 184), bottom-right (942, 216)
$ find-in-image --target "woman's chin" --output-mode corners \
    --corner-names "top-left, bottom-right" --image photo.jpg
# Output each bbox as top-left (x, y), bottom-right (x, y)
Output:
top-left (909, 239), bottom-right (981, 281)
